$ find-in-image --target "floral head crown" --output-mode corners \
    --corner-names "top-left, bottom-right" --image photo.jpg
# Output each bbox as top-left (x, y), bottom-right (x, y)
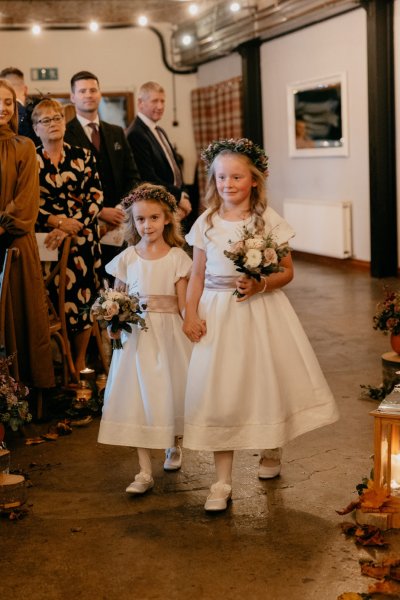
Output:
top-left (121, 184), bottom-right (177, 212)
top-left (201, 138), bottom-right (269, 174)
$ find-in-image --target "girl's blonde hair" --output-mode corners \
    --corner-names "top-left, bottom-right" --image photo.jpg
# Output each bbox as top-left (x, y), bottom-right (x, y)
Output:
top-left (204, 151), bottom-right (267, 234)
top-left (0, 79), bottom-right (18, 134)
top-left (122, 183), bottom-right (185, 247)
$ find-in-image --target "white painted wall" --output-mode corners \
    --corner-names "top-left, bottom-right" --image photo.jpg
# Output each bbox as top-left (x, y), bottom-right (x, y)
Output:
top-left (197, 9), bottom-right (370, 262)
top-left (0, 25), bottom-right (198, 182)
top-left (196, 53), bottom-right (241, 87)
top-left (261, 8), bottom-right (369, 261)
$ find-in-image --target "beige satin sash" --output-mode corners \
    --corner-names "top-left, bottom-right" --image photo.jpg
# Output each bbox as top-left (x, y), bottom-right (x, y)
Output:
top-left (139, 294), bottom-right (179, 313)
top-left (205, 274), bottom-right (237, 291)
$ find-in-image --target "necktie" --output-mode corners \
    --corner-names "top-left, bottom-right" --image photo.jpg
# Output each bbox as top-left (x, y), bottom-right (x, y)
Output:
top-left (155, 126), bottom-right (182, 188)
top-left (88, 122), bottom-right (101, 151)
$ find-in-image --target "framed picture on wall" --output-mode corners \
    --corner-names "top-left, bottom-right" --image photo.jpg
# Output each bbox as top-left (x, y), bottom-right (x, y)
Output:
top-left (287, 73), bottom-right (348, 157)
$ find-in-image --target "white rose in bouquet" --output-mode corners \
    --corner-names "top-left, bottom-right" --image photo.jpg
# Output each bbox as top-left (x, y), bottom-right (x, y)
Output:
top-left (244, 249), bottom-right (263, 269)
top-left (102, 300), bottom-right (120, 320)
top-left (245, 236), bottom-right (265, 250)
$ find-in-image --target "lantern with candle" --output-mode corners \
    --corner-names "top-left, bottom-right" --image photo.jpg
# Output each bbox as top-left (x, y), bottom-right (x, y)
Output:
top-left (362, 386), bottom-right (400, 528)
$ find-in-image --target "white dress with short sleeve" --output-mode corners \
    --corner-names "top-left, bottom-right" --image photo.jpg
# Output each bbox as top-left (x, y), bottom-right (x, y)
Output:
top-left (98, 246), bottom-right (193, 449)
top-left (183, 207), bottom-right (338, 451)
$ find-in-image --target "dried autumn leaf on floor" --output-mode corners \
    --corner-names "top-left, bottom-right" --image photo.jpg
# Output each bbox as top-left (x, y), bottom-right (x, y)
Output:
top-left (340, 522), bottom-right (387, 546)
top-left (360, 486), bottom-right (389, 510)
top-left (25, 437), bottom-right (46, 445)
top-left (336, 594), bottom-right (368, 600)
top-left (71, 415), bottom-right (93, 427)
top-left (56, 420), bottom-right (72, 435)
top-left (337, 500), bottom-right (361, 515)
top-left (368, 579), bottom-right (400, 595)
top-left (360, 557), bottom-right (400, 581)
top-left (41, 433), bottom-right (59, 441)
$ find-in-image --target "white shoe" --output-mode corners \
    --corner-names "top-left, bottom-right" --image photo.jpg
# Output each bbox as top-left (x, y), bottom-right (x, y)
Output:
top-left (125, 472), bottom-right (154, 494)
top-left (258, 448), bottom-right (282, 480)
top-left (164, 446), bottom-right (182, 471)
top-left (204, 482), bottom-right (232, 512)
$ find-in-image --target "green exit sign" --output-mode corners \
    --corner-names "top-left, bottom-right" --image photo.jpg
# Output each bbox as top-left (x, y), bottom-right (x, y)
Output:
top-left (30, 68), bottom-right (59, 81)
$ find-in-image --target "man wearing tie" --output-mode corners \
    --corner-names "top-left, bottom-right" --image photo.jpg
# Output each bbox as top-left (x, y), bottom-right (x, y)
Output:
top-left (65, 70), bottom-right (141, 267)
top-left (127, 81), bottom-right (191, 220)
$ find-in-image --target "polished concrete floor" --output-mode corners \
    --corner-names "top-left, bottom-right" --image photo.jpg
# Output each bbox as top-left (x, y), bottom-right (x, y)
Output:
top-left (2, 257), bottom-right (400, 600)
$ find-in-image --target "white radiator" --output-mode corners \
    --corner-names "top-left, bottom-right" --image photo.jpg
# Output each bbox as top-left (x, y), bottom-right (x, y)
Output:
top-left (283, 199), bottom-right (352, 259)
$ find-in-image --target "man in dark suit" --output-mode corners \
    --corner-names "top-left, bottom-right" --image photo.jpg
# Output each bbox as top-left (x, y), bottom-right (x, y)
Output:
top-left (0, 66), bottom-right (40, 144)
top-left (65, 70), bottom-right (141, 266)
top-left (127, 81), bottom-right (191, 221)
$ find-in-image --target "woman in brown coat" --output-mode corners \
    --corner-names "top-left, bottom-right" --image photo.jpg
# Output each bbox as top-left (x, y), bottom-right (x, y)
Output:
top-left (0, 78), bottom-right (54, 388)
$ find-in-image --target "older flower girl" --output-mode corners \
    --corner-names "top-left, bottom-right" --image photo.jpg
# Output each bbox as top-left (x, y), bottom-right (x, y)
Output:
top-left (183, 138), bottom-right (338, 511)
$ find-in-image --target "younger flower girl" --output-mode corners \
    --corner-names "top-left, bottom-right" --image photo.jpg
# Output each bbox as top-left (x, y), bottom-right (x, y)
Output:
top-left (98, 183), bottom-right (192, 494)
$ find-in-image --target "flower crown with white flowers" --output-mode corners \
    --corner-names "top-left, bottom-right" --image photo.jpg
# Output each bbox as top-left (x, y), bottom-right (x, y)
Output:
top-left (121, 184), bottom-right (178, 212)
top-left (201, 138), bottom-right (269, 174)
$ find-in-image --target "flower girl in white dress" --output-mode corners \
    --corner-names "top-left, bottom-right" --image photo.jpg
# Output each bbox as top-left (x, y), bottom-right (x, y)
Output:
top-left (183, 139), bottom-right (338, 511)
top-left (98, 183), bottom-right (192, 495)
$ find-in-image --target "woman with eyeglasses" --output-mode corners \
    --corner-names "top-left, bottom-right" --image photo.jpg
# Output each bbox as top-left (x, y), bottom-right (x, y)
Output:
top-left (0, 78), bottom-right (54, 390)
top-left (33, 98), bottom-right (103, 374)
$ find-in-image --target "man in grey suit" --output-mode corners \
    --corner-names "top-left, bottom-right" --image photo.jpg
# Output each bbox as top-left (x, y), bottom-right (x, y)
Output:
top-left (127, 81), bottom-right (191, 220)
top-left (65, 70), bottom-right (141, 266)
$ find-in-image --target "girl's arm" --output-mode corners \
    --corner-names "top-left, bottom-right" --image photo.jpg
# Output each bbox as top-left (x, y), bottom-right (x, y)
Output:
top-left (183, 247), bottom-right (207, 342)
top-left (235, 252), bottom-right (294, 302)
top-left (175, 277), bottom-right (188, 318)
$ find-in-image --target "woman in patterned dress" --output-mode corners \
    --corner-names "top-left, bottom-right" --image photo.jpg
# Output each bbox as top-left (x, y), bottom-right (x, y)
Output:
top-left (32, 99), bottom-right (103, 374)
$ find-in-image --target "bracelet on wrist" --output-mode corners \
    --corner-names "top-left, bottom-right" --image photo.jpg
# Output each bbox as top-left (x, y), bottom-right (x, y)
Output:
top-left (258, 277), bottom-right (267, 294)
top-left (57, 218), bottom-right (64, 230)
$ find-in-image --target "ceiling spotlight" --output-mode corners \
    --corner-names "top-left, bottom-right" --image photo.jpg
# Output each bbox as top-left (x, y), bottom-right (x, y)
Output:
top-left (89, 21), bottom-right (99, 32)
top-left (188, 3), bottom-right (199, 16)
top-left (181, 34), bottom-right (193, 46)
top-left (138, 15), bottom-right (148, 26)
top-left (230, 2), bottom-right (241, 12)
top-left (31, 24), bottom-right (41, 35)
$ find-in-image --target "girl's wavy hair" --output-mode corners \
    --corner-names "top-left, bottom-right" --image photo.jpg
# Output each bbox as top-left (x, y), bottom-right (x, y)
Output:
top-left (203, 150), bottom-right (267, 235)
top-left (121, 183), bottom-right (185, 247)
top-left (0, 79), bottom-right (18, 133)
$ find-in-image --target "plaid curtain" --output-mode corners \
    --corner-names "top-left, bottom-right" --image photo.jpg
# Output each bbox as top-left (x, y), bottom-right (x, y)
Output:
top-left (191, 76), bottom-right (243, 208)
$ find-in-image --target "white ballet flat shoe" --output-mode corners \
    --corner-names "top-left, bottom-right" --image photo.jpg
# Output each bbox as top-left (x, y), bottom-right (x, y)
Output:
top-left (163, 446), bottom-right (182, 471)
top-left (204, 482), bottom-right (232, 512)
top-left (125, 472), bottom-right (154, 495)
top-left (258, 448), bottom-right (282, 480)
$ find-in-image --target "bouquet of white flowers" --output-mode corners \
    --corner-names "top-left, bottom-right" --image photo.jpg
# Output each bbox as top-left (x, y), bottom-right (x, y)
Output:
top-left (91, 286), bottom-right (147, 349)
top-left (224, 225), bottom-right (290, 297)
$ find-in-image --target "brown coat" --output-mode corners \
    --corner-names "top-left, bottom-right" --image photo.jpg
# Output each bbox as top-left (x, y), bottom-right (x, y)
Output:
top-left (0, 125), bottom-right (54, 388)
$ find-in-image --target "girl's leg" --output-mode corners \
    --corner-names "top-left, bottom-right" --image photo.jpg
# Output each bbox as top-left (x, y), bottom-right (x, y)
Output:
top-left (214, 450), bottom-right (234, 485)
top-left (204, 450), bottom-right (234, 512)
top-left (258, 447), bottom-right (282, 479)
top-left (137, 447), bottom-right (153, 475)
top-left (126, 448), bottom-right (154, 495)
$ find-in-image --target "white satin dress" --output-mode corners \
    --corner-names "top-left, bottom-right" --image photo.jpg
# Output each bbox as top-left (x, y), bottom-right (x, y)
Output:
top-left (98, 247), bottom-right (193, 449)
top-left (183, 207), bottom-right (339, 451)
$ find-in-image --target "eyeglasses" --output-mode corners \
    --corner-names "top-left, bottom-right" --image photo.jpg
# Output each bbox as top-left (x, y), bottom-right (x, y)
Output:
top-left (36, 115), bottom-right (64, 126)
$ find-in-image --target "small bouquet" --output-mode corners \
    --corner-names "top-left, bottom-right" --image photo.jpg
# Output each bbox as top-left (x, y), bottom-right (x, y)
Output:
top-left (91, 286), bottom-right (147, 349)
top-left (224, 225), bottom-right (290, 297)
top-left (0, 355), bottom-right (31, 431)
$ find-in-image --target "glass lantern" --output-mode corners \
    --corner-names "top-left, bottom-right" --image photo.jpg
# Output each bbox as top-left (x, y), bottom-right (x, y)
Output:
top-left (371, 408), bottom-right (400, 496)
